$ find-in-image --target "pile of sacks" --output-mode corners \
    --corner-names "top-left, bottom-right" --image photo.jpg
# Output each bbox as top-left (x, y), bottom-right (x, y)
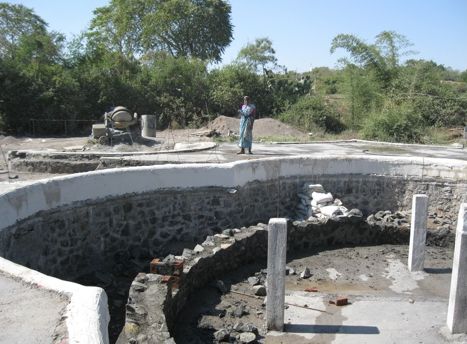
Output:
top-left (296, 183), bottom-right (362, 221)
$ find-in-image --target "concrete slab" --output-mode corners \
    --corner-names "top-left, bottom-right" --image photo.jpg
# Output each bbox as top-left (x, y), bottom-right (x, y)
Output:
top-left (268, 294), bottom-right (456, 344)
top-left (266, 250), bottom-right (467, 344)
top-left (0, 272), bottom-right (68, 344)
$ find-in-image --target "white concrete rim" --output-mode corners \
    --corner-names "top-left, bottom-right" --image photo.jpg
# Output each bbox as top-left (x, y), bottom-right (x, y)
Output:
top-left (0, 257), bottom-right (110, 344)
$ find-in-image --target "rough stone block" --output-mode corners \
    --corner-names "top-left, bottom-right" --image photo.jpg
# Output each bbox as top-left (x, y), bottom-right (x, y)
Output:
top-left (447, 203), bottom-right (467, 333)
top-left (266, 218), bottom-right (287, 332)
top-left (408, 194), bottom-right (428, 272)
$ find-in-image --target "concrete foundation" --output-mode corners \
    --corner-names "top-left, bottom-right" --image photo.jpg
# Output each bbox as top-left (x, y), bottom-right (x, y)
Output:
top-left (447, 203), bottom-right (467, 333)
top-left (0, 156), bottom-right (466, 343)
top-left (408, 194), bottom-right (428, 272)
top-left (266, 218), bottom-right (287, 331)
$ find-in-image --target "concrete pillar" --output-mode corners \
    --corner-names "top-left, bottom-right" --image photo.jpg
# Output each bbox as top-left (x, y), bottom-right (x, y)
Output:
top-left (266, 218), bottom-right (287, 331)
top-left (447, 203), bottom-right (467, 333)
top-left (408, 194), bottom-right (428, 272)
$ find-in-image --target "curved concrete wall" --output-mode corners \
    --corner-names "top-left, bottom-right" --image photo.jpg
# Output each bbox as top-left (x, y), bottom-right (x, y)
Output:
top-left (1, 156), bottom-right (466, 276)
top-left (0, 257), bottom-right (109, 344)
top-left (1, 155), bottom-right (466, 230)
top-left (0, 155), bottom-right (466, 343)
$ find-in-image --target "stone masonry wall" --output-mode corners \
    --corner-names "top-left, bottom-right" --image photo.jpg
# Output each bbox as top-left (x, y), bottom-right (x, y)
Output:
top-left (123, 211), bottom-right (455, 344)
top-left (0, 174), bottom-right (465, 282)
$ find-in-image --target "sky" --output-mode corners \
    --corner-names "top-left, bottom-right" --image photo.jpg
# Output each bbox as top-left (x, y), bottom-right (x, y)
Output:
top-left (5, 0), bottom-right (467, 72)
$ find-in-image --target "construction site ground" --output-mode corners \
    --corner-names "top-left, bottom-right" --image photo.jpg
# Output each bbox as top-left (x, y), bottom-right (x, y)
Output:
top-left (174, 245), bottom-right (467, 344)
top-left (0, 116), bottom-right (466, 343)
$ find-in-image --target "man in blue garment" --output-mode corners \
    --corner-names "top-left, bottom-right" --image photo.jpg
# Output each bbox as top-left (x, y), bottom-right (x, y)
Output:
top-left (237, 96), bottom-right (256, 154)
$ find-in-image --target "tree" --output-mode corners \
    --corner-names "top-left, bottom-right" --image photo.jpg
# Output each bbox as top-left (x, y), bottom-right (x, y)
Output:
top-left (0, 3), bottom-right (81, 134)
top-left (0, 3), bottom-right (48, 59)
top-left (460, 69), bottom-right (467, 83)
top-left (330, 31), bottom-right (414, 88)
top-left (208, 63), bottom-right (263, 116)
top-left (88, 0), bottom-right (233, 61)
top-left (236, 37), bottom-right (278, 73)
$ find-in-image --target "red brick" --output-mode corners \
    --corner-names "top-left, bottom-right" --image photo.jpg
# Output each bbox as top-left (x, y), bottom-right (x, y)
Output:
top-left (336, 297), bottom-right (348, 306)
top-left (304, 287), bottom-right (318, 292)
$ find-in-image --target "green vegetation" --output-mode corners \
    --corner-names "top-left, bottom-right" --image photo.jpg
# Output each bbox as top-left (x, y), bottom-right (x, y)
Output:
top-left (279, 96), bottom-right (345, 134)
top-left (0, 2), bottom-right (465, 143)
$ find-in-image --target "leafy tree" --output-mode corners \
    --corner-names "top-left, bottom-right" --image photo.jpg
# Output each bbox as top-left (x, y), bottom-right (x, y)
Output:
top-left (330, 31), bottom-right (413, 88)
top-left (208, 63), bottom-right (264, 116)
top-left (147, 55), bottom-right (209, 127)
top-left (0, 3), bottom-right (48, 59)
top-left (343, 65), bottom-right (383, 129)
top-left (0, 3), bottom-right (82, 134)
top-left (391, 59), bottom-right (466, 127)
top-left (236, 37), bottom-right (278, 73)
top-left (459, 69), bottom-right (467, 83)
top-left (264, 70), bottom-right (312, 115)
top-left (88, 0), bottom-right (233, 61)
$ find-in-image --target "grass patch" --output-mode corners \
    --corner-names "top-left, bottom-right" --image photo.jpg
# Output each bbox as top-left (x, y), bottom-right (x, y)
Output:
top-left (421, 127), bottom-right (465, 145)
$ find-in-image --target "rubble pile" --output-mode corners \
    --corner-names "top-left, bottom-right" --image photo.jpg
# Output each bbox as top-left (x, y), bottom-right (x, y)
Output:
top-left (296, 183), bottom-right (363, 222)
top-left (366, 210), bottom-right (410, 228)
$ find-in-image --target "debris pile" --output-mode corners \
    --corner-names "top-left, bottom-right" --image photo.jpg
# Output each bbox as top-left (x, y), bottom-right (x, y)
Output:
top-left (366, 210), bottom-right (410, 229)
top-left (296, 183), bottom-right (363, 222)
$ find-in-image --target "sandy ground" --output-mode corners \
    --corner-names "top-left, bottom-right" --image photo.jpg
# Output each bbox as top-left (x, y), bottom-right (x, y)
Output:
top-left (173, 244), bottom-right (455, 344)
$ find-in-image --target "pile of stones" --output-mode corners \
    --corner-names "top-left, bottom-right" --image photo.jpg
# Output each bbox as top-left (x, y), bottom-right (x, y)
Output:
top-left (366, 210), bottom-right (411, 228)
top-left (296, 183), bottom-right (363, 222)
top-left (212, 324), bottom-right (259, 344)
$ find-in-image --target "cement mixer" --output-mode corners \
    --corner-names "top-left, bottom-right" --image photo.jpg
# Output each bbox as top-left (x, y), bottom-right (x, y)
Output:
top-left (92, 106), bottom-right (139, 145)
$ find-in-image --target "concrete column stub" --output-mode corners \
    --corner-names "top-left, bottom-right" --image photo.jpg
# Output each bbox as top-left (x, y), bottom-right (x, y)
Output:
top-left (408, 194), bottom-right (428, 272)
top-left (266, 218), bottom-right (287, 331)
top-left (447, 203), bottom-right (467, 333)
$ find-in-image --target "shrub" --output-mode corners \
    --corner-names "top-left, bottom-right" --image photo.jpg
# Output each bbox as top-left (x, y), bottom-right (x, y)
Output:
top-left (279, 96), bottom-right (345, 133)
top-left (361, 103), bottom-right (425, 143)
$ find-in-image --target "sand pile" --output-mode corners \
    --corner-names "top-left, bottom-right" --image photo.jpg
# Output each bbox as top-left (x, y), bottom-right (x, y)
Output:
top-left (207, 115), bottom-right (307, 139)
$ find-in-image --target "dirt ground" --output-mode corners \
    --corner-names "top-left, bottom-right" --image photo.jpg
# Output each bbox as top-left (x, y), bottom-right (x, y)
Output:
top-left (173, 244), bottom-right (453, 344)
top-left (0, 116), bottom-right (308, 182)
top-left (0, 116), bottom-right (306, 152)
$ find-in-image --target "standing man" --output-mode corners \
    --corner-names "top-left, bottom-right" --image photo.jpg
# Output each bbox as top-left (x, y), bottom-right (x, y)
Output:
top-left (237, 96), bottom-right (256, 154)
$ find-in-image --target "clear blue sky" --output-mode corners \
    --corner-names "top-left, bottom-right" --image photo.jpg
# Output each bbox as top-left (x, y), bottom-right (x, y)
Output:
top-left (6, 0), bottom-right (467, 72)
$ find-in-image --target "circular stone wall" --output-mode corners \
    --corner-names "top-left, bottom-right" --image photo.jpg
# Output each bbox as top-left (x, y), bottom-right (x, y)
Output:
top-left (0, 155), bottom-right (466, 342)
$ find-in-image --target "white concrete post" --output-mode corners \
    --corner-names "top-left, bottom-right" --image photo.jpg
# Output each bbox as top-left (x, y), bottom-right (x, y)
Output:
top-left (447, 203), bottom-right (467, 333)
top-left (266, 218), bottom-right (287, 331)
top-left (408, 194), bottom-right (428, 272)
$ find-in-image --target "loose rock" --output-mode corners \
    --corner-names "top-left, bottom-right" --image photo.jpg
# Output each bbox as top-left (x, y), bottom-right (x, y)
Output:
top-left (214, 329), bottom-right (230, 341)
top-left (248, 277), bottom-right (260, 286)
top-left (252, 285), bottom-right (266, 296)
top-left (239, 332), bottom-right (256, 343)
top-left (300, 267), bottom-right (312, 279)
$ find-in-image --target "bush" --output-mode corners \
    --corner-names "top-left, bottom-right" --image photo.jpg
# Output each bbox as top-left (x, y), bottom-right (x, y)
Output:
top-left (279, 96), bottom-right (345, 133)
top-left (361, 103), bottom-right (425, 143)
top-left (208, 64), bottom-right (265, 116)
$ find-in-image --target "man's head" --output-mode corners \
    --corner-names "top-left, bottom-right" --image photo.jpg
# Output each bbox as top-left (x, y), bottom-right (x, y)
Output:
top-left (243, 96), bottom-right (250, 104)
